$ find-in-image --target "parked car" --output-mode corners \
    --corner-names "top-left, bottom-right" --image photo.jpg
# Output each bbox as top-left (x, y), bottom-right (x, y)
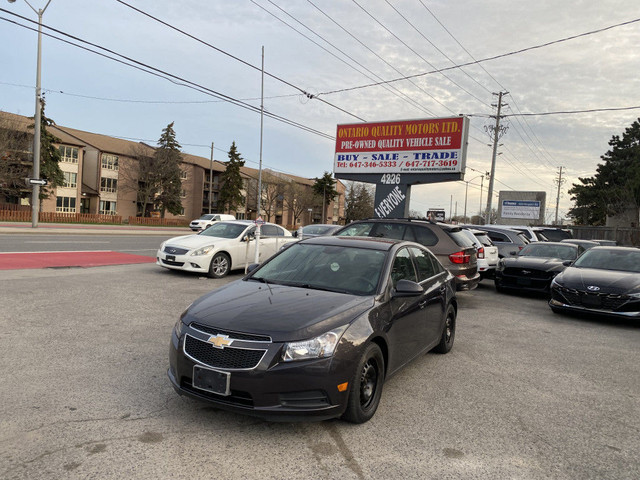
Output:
top-left (189, 213), bottom-right (236, 231)
top-left (460, 228), bottom-right (499, 279)
top-left (157, 220), bottom-right (295, 278)
top-left (333, 218), bottom-right (480, 290)
top-left (494, 242), bottom-right (584, 294)
top-left (490, 225), bottom-right (572, 242)
top-left (560, 238), bottom-right (600, 250)
top-left (294, 224), bottom-right (342, 238)
top-left (462, 225), bottom-right (530, 258)
top-left (593, 239), bottom-right (617, 246)
top-left (549, 246), bottom-right (640, 318)
top-left (169, 236), bottom-right (457, 423)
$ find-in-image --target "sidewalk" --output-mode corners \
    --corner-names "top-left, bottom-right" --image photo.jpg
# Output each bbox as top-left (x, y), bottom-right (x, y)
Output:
top-left (0, 222), bottom-right (190, 235)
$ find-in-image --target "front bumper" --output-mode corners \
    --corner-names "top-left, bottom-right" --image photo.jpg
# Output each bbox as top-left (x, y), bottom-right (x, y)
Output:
top-left (168, 326), bottom-right (352, 422)
top-left (156, 249), bottom-right (209, 273)
top-left (549, 288), bottom-right (640, 318)
top-left (494, 270), bottom-right (555, 293)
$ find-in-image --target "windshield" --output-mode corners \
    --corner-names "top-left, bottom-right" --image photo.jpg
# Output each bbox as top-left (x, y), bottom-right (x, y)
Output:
top-left (303, 225), bottom-right (335, 235)
top-left (199, 214), bottom-right (216, 220)
top-left (199, 222), bottom-right (248, 239)
top-left (539, 229), bottom-right (572, 241)
top-left (518, 243), bottom-right (578, 260)
top-left (573, 248), bottom-right (640, 273)
top-left (250, 243), bottom-right (387, 295)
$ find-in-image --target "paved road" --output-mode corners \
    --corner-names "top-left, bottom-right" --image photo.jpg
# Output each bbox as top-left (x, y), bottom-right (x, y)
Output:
top-left (1, 262), bottom-right (638, 480)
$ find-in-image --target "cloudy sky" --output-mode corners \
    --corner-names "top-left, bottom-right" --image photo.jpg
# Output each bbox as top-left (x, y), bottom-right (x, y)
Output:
top-left (1, 0), bottom-right (639, 221)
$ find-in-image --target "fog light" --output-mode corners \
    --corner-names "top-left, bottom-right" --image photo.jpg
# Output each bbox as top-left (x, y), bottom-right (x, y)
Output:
top-left (337, 382), bottom-right (348, 392)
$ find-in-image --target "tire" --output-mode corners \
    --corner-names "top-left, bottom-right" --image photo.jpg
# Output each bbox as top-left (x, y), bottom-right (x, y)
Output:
top-left (433, 305), bottom-right (456, 354)
top-left (208, 252), bottom-right (230, 278)
top-left (342, 343), bottom-right (385, 424)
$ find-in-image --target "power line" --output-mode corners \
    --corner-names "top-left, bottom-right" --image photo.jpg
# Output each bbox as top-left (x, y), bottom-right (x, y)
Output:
top-left (0, 11), bottom-right (336, 140)
top-left (316, 17), bottom-right (640, 96)
top-left (113, 0), bottom-right (365, 121)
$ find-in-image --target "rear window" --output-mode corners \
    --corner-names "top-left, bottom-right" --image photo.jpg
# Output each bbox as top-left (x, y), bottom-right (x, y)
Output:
top-left (474, 233), bottom-right (494, 247)
top-left (539, 229), bottom-right (572, 241)
top-left (446, 229), bottom-right (475, 248)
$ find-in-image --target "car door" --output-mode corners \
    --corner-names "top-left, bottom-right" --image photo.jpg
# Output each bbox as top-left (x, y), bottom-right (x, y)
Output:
top-left (385, 247), bottom-right (428, 374)
top-left (409, 246), bottom-right (447, 344)
top-left (228, 226), bottom-right (257, 268)
top-left (258, 224), bottom-right (281, 261)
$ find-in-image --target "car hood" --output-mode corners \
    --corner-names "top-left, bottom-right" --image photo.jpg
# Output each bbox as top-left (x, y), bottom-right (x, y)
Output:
top-left (555, 267), bottom-right (640, 294)
top-left (184, 280), bottom-right (374, 342)
top-left (165, 234), bottom-right (230, 249)
top-left (503, 256), bottom-right (566, 271)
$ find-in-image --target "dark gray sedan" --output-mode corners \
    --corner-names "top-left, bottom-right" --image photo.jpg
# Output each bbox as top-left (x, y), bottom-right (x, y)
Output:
top-left (169, 236), bottom-right (457, 423)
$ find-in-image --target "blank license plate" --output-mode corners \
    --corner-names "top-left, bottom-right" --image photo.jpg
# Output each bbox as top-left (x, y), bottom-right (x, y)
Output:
top-left (517, 277), bottom-right (532, 286)
top-left (166, 255), bottom-right (175, 262)
top-left (582, 295), bottom-right (602, 307)
top-left (193, 365), bottom-right (230, 396)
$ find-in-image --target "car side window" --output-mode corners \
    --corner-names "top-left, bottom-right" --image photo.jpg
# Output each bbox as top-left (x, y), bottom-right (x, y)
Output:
top-left (409, 247), bottom-right (436, 282)
top-left (371, 223), bottom-right (406, 240)
top-left (391, 247), bottom-right (417, 287)
top-left (410, 226), bottom-right (438, 246)
top-left (487, 232), bottom-right (508, 243)
top-left (336, 222), bottom-right (374, 237)
top-left (261, 225), bottom-right (277, 237)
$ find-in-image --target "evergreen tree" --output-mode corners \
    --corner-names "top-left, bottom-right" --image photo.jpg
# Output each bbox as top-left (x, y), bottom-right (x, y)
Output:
top-left (218, 142), bottom-right (245, 214)
top-left (312, 171), bottom-right (339, 222)
top-left (154, 122), bottom-right (183, 217)
top-left (568, 118), bottom-right (640, 225)
top-left (344, 181), bottom-right (374, 222)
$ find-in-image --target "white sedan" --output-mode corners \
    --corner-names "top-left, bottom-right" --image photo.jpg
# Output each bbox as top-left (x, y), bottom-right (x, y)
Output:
top-left (157, 220), bottom-right (296, 278)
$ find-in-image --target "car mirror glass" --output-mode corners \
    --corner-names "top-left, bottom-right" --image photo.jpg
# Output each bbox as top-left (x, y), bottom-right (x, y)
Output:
top-left (562, 260), bottom-right (573, 266)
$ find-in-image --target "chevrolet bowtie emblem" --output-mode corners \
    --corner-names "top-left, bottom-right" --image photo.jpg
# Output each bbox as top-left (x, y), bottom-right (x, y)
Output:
top-left (207, 334), bottom-right (232, 348)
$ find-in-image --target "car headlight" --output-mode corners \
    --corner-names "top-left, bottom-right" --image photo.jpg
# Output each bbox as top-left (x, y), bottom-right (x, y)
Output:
top-left (159, 241), bottom-right (167, 250)
top-left (190, 245), bottom-right (215, 256)
top-left (551, 277), bottom-right (563, 288)
top-left (282, 328), bottom-right (345, 362)
top-left (628, 293), bottom-right (640, 299)
top-left (174, 318), bottom-right (184, 337)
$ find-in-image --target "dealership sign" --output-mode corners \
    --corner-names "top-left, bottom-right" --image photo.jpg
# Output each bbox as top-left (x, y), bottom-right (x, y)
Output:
top-left (334, 117), bottom-right (469, 175)
top-left (501, 200), bottom-right (542, 220)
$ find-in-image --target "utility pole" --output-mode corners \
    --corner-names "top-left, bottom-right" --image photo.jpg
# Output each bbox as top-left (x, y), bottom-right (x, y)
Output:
top-left (485, 91), bottom-right (509, 224)
top-left (554, 166), bottom-right (565, 225)
top-left (208, 142), bottom-right (214, 214)
top-left (254, 46), bottom-right (265, 264)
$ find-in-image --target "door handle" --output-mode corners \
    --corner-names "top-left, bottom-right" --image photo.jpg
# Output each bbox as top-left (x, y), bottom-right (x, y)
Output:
top-left (418, 300), bottom-right (427, 309)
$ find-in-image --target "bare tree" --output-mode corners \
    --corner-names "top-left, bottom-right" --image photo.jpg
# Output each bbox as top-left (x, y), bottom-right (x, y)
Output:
top-left (260, 170), bottom-right (287, 222)
top-left (119, 143), bottom-right (161, 216)
top-left (0, 114), bottom-right (31, 203)
top-left (283, 181), bottom-right (315, 225)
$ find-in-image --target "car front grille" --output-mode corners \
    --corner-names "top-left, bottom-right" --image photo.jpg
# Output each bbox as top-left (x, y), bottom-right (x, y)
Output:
top-left (184, 334), bottom-right (267, 370)
top-left (503, 267), bottom-right (554, 280)
top-left (554, 287), bottom-right (630, 310)
top-left (163, 246), bottom-right (189, 255)
top-left (161, 258), bottom-right (185, 267)
top-left (191, 323), bottom-right (272, 342)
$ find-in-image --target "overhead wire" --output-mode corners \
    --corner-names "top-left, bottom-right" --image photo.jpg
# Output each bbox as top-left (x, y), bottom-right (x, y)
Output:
top-left (0, 10), bottom-right (336, 140)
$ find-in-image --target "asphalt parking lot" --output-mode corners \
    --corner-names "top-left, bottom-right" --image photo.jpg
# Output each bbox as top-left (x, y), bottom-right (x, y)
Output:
top-left (1, 263), bottom-right (639, 480)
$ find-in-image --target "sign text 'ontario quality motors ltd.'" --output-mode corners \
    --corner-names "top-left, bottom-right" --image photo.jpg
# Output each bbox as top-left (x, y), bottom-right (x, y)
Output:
top-left (334, 117), bottom-right (468, 175)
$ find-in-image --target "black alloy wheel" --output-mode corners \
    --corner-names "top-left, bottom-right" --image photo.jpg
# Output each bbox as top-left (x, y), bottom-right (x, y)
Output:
top-left (208, 252), bottom-right (230, 278)
top-left (342, 343), bottom-right (385, 424)
top-left (433, 305), bottom-right (456, 354)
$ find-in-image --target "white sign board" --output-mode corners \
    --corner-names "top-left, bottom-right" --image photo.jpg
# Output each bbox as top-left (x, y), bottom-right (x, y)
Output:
top-left (501, 200), bottom-right (541, 220)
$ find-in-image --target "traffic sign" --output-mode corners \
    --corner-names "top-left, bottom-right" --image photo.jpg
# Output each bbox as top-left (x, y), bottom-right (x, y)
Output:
top-left (28, 178), bottom-right (48, 186)
top-left (254, 216), bottom-right (265, 225)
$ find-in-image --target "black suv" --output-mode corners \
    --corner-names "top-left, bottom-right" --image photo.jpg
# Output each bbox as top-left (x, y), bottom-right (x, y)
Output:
top-left (333, 218), bottom-right (480, 290)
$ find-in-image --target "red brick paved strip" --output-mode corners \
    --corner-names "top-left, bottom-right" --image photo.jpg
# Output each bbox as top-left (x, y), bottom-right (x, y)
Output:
top-left (0, 251), bottom-right (156, 270)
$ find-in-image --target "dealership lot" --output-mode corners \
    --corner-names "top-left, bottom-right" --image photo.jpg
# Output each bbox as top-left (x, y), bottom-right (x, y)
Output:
top-left (1, 262), bottom-right (639, 479)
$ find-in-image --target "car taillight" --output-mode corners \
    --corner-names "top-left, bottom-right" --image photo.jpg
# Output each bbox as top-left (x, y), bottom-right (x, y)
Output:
top-left (477, 247), bottom-right (485, 259)
top-left (449, 251), bottom-right (471, 264)
top-left (518, 246), bottom-right (524, 250)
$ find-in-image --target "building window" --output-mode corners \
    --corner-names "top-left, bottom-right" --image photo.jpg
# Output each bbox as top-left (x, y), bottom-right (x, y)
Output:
top-left (181, 189), bottom-right (187, 198)
top-left (56, 196), bottom-right (76, 212)
top-left (100, 177), bottom-right (118, 193)
top-left (62, 172), bottom-right (77, 188)
top-left (180, 170), bottom-right (188, 179)
top-left (99, 200), bottom-right (117, 215)
top-left (101, 154), bottom-right (119, 171)
top-left (236, 212), bottom-right (246, 220)
top-left (179, 207), bottom-right (185, 216)
top-left (59, 146), bottom-right (79, 163)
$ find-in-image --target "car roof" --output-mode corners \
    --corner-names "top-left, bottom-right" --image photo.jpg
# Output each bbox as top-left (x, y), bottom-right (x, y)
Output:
top-left (300, 235), bottom-right (404, 251)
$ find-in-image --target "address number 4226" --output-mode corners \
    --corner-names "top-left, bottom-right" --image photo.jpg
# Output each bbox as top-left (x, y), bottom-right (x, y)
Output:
top-left (380, 174), bottom-right (401, 184)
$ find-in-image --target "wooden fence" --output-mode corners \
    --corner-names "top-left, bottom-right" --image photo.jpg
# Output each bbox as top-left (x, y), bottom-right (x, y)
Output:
top-left (571, 225), bottom-right (640, 247)
top-left (0, 210), bottom-right (122, 224)
top-left (127, 216), bottom-right (190, 227)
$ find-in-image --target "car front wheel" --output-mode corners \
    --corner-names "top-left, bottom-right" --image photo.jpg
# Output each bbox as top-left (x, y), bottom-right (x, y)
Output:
top-left (208, 252), bottom-right (230, 278)
top-left (342, 343), bottom-right (385, 424)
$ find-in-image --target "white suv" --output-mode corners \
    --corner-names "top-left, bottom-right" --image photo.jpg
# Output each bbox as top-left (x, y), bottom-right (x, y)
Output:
top-left (460, 228), bottom-right (499, 280)
top-left (189, 213), bottom-right (236, 231)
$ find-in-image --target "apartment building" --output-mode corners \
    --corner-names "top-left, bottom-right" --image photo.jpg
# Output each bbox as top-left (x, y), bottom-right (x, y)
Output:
top-left (0, 111), bottom-right (345, 227)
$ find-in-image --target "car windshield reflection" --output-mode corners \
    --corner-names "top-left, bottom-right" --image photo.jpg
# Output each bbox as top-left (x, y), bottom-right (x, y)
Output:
top-left (249, 243), bottom-right (387, 295)
top-left (573, 248), bottom-right (640, 273)
top-left (199, 222), bottom-right (248, 238)
top-left (518, 244), bottom-right (577, 261)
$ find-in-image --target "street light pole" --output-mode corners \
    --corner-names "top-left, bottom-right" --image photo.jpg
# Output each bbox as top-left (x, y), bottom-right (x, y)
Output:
top-left (9, 0), bottom-right (54, 228)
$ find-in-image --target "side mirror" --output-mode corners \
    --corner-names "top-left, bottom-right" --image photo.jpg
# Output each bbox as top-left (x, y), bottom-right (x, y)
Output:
top-left (392, 279), bottom-right (424, 297)
top-left (246, 263), bottom-right (260, 273)
top-left (562, 260), bottom-right (573, 267)
top-left (509, 250), bottom-right (517, 256)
